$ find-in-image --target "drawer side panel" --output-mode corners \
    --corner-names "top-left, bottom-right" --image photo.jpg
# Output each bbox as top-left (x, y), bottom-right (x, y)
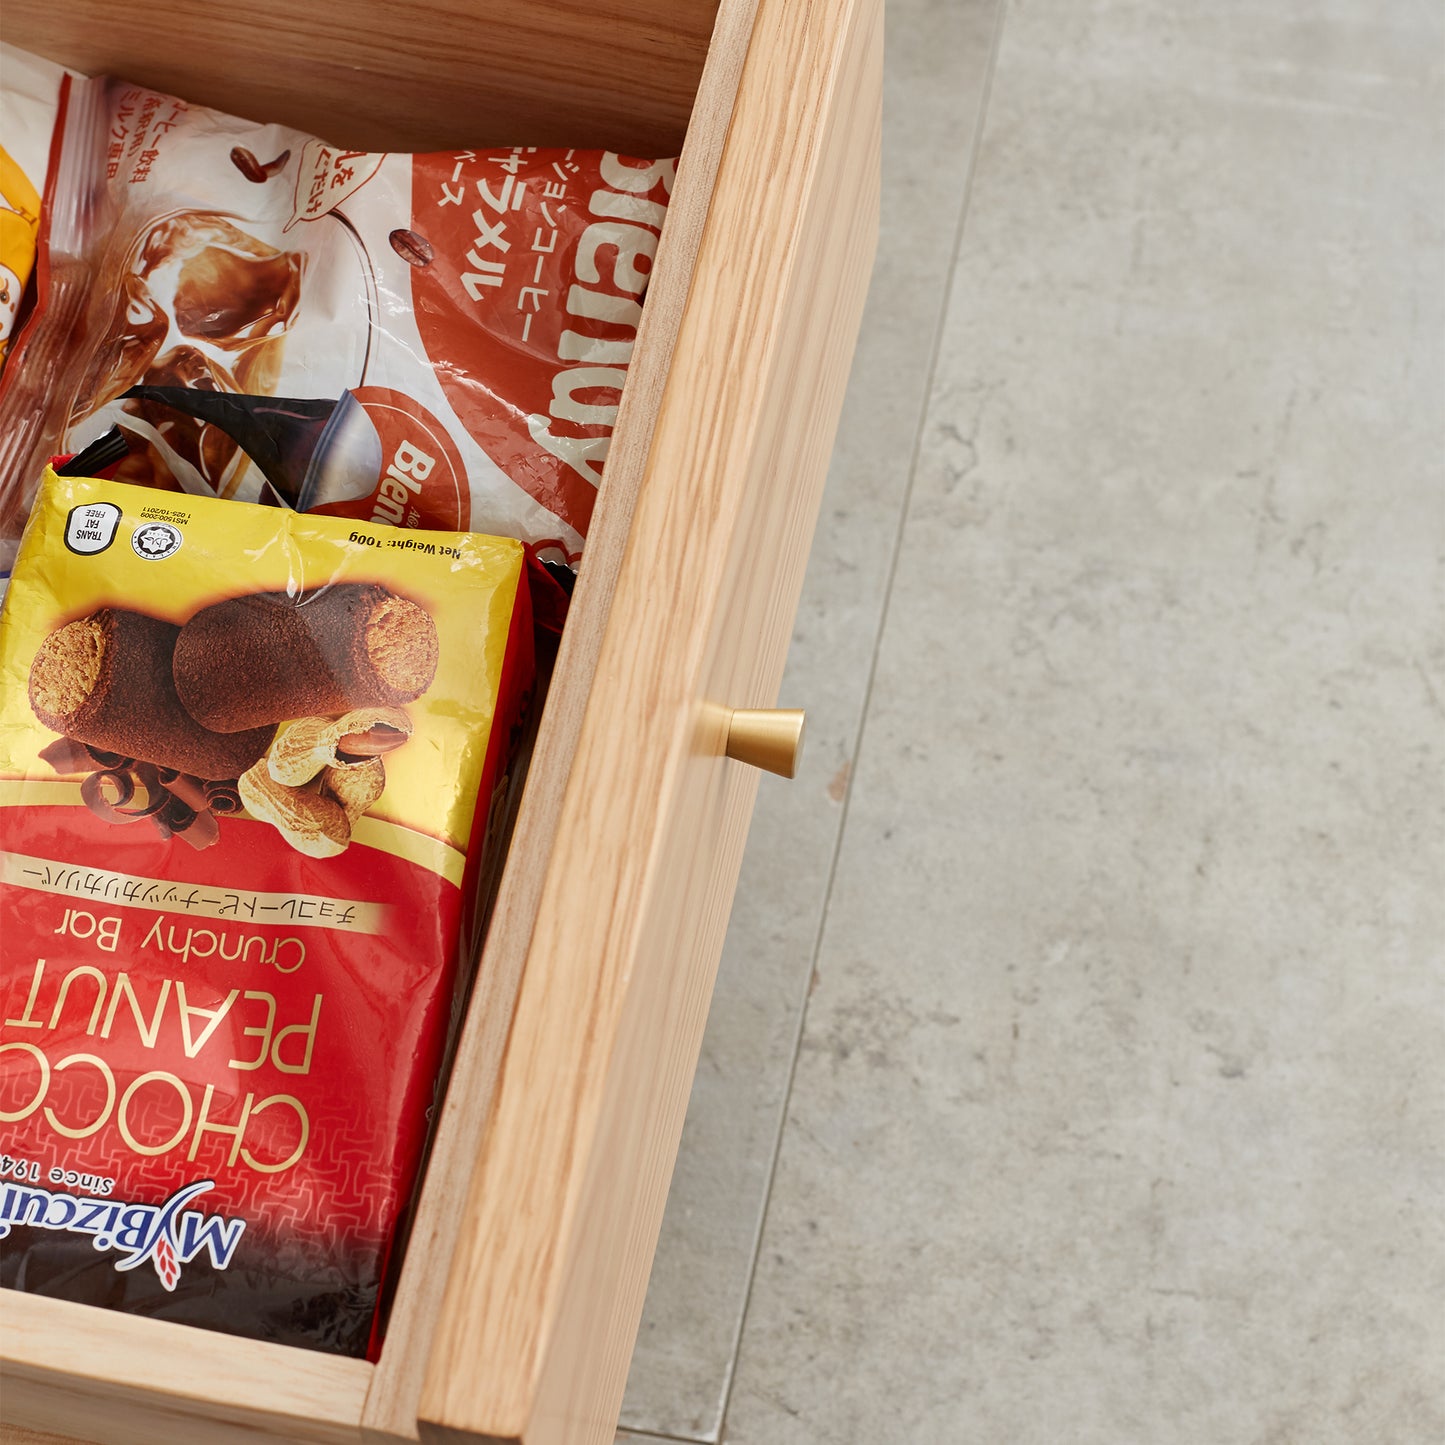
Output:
top-left (417, 0), bottom-right (883, 1438)
top-left (361, 3), bottom-right (762, 1439)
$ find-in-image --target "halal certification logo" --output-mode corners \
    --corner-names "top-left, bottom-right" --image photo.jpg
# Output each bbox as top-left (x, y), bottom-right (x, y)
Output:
top-left (131, 522), bottom-right (183, 561)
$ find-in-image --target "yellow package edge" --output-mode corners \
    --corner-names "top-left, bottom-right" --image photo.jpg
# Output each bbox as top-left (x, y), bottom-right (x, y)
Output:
top-left (0, 469), bottom-right (526, 875)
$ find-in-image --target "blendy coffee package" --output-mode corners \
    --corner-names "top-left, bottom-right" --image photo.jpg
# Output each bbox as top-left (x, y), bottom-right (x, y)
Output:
top-left (0, 470), bottom-right (533, 1357)
top-left (0, 57), bottom-right (675, 575)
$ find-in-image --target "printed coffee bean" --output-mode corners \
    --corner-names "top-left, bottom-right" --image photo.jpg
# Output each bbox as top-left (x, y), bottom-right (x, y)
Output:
top-left (230, 146), bottom-right (291, 182)
top-left (390, 228), bottom-right (434, 268)
top-left (231, 147), bottom-right (266, 182)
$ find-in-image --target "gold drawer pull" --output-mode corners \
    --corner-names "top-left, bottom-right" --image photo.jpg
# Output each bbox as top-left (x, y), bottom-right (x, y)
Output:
top-left (725, 707), bottom-right (806, 779)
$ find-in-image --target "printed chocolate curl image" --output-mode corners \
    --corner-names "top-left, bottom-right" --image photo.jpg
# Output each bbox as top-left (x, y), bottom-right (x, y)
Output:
top-left (174, 584), bottom-right (439, 732)
top-left (122, 387), bottom-right (384, 513)
top-left (28, 609), bottom-right (276, 779)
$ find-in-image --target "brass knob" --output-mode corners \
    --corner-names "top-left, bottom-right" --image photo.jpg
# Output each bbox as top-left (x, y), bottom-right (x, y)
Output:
top-left (725, 708), bottom-right (806, 779)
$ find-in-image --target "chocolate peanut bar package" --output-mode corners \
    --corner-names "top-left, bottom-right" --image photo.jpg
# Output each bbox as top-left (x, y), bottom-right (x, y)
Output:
top-left (0, 52), bottom-right (674, 575)
top-left (0, 469), bottom-right (533, 1357)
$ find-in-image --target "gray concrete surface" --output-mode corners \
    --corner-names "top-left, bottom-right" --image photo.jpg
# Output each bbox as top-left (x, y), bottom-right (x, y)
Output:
top-left (621, 0), bottom-right (1445, 1440)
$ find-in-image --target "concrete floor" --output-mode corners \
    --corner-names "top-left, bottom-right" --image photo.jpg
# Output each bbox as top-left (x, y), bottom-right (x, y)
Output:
top-left (620, 1), bottom-right (1445, 1441)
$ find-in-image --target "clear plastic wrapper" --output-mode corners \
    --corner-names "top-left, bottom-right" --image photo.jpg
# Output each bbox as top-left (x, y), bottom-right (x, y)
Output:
top-left (0, 469), bottom-right (534, 1356)
top-left (0, 62), bottom-right (674, 576)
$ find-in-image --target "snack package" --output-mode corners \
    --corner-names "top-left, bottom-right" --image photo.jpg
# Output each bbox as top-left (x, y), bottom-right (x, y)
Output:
top-left (0, 45), bottom-right (69, 371)
top-left (0, 470), bottom-right (533, 1357)
top-left (0, 59), bottom-right (674, 575)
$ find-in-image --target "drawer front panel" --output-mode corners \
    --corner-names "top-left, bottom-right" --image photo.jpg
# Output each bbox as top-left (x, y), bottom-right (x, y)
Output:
top-left (0, 1), bottom-right (879, 1439)
top-left (0, 1293), bottom-right (370, 1444)
top-left (417, 0), bottom-right (883, 1440)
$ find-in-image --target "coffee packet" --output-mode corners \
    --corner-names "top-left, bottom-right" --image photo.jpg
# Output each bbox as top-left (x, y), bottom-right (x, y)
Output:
top-left (0, 58), bottom-right (674, 575)
top-left (0, 469), bottom-right (533, 1357)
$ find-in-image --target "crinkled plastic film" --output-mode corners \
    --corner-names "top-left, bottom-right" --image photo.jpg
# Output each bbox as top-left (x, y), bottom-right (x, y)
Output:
top-left (0, 470), bottom-right (534, 1357)
top-left (0, 64), bottom-right (675, 577)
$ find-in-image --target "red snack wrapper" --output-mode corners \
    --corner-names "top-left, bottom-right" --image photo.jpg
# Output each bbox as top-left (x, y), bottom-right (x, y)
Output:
top-left (0, 470), bottom-right (533, 1357)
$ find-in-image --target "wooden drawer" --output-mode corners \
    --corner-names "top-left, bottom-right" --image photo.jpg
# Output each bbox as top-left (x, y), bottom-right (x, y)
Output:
top-left (0, 1), bottom-right (881, 1441)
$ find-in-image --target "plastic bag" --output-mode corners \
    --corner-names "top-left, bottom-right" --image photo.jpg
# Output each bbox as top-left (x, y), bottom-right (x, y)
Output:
top-left (0, 469), bottom-right (533, 1356)
top-left (0, 62), bottom-right (674, 576)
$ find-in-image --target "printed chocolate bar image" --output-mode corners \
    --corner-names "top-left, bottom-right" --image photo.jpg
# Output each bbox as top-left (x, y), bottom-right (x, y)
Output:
top-left (174, 583), bottom-right (438, 732)
top-left (26, 588), bottom-right (435, 859)
top-left (28, 608), bottom-right (275, 780)
top-left (171, 583), bottom-right (437, 857)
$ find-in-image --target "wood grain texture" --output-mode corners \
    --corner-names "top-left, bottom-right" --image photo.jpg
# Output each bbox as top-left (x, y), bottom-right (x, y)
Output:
top-left (360, 2), bottom-right (761, 1439)
top-left (4, 0), bottom-right (719, 156)
top-left (0, 1), bottom-right (880, 1438)
top-left (417, 0), bottom-right (883, 1438)
top-left (0, 1427), bottom-right (76, 1445)
top-left (0, 1291), bottom-right (370, 1444)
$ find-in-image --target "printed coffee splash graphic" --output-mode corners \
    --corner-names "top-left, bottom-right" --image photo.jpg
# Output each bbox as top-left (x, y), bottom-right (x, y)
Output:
top-left (78, 210), bottom-right (306, 497)
top-left (0, 72), bottom-right (675, 569)
top-left (28, 585), bottom-right (438, 857)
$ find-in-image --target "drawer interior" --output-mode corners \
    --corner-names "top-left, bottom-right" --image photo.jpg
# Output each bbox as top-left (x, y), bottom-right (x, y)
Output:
top-left (1, 1), bottom-right (760, 1441)
top-left (4, 0), bottom-right (723, 156)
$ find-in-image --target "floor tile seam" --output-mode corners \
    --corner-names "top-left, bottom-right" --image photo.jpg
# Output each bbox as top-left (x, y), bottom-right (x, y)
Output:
top-left (710, 2), bottom-right (1014, 1440)
top-left (617, 1428), bottom-right (717, 1445)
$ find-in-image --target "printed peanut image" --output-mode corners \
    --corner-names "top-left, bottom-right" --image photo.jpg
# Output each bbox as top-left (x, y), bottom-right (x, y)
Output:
top-left (322, 757), bottom-right (386, 823)
top-left (27, 586), bottom-right (436, 856)
top-left (241, 705), bottom-right (415, 856)
top-left (266, 706), bottom-right (412, 786)
top-left (237, 760), bottom-right (352, 859)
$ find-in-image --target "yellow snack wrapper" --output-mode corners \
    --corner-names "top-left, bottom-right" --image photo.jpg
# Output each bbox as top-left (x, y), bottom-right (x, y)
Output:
top-left (0, 469), bottom-right (533, 1358)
